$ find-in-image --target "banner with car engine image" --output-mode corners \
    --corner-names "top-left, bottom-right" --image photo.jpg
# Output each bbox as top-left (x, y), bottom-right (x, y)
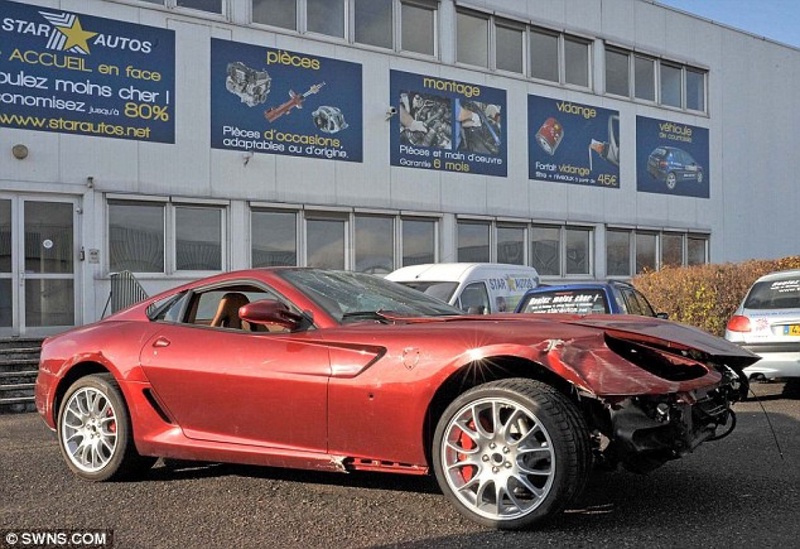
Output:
top-left (211, 39), bottom-right (362, 162)
top-left (528, 94), bottom-right (620, 188)
top-left (636, 116), bottom-right (709, 198)
top-left (390, 70), bottom-right (507, 176)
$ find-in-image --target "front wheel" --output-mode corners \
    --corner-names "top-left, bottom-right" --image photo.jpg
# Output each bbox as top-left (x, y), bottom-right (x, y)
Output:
top-left (57, 374), bottom-right (155, 481)
top-left (432, 378), bottom-right (591, 530)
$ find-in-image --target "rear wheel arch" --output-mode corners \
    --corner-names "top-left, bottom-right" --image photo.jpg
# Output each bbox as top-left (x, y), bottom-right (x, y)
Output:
top-left (53, 362), bottom-right (110, 426)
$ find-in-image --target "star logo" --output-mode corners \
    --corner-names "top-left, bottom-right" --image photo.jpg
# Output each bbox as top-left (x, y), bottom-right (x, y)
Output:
top-left (40, 11), bottom-right (98, 55)
top-left (56, 17), bottom-right (98, 53)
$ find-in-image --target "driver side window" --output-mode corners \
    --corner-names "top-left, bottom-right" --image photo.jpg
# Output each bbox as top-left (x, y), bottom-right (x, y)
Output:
top-left (458, 283), bottom-right (490, 314)
top-left (159, 285), bottom-right (291, 332)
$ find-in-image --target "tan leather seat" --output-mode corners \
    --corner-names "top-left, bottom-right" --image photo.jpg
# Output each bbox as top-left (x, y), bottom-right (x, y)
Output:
top-left (210, 292), bottom-right (250, 329)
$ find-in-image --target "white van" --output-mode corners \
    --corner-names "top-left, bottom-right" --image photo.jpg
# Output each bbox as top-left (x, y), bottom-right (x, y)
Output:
top-left (386, 263), bottom-right (540, 314)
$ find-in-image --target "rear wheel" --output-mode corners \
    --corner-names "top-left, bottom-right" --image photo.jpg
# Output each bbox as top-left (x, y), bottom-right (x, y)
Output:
top-left (666, 172), bottom-right (677, 189)
top-left (57, 374), bottom-right (155, 481)
top-left (432, 378), bottom-right (590, 530)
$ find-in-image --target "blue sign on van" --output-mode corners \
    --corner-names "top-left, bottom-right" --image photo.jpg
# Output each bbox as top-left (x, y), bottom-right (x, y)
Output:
top-left (0, 0), bottom-right (175, 142)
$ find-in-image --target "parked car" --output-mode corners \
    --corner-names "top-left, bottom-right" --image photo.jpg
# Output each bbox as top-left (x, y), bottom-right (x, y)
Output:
top-left (36, 268), bottom-right (756, 530)
top-left (515, 280), bottom-right (666, 318)
top-left (647, 146), bottom-right (704, 190)
top-left (725, 269), bottom-right (800, 380)
top-left (386, 262), bottom-right (540, 314)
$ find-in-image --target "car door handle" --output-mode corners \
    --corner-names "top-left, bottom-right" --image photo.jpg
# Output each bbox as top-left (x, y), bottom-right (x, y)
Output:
top-left (153, 337), bottom-right (171, 348)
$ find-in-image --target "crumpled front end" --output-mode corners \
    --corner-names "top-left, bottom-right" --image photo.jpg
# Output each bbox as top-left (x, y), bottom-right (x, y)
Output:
top-left (601, 364), bottom-right (745, 472)
top-left (528, 318), bottom-right (756, 473)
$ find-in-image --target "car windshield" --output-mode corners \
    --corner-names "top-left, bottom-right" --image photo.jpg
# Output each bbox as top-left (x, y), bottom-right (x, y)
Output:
top-left (519, 289), bottom-right (608, 314)
top-left (397, 281), bottom-right (459, 302)
top-left (279, 269), bottom-right (462, 322)
top-left (744, 278), bottom-right (800, 310)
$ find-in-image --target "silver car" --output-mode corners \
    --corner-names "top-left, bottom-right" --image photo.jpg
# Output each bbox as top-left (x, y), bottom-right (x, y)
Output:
top-left (725, 269), bottom-right (800, 380)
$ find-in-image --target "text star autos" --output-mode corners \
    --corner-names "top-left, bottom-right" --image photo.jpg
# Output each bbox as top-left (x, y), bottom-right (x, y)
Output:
top-left (35, 268), bottom-right (758, 529)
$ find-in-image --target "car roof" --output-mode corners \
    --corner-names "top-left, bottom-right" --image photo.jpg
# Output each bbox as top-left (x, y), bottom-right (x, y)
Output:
top-left (386, 263), bottom-right (540, 283)
top-left (522, 280), bottom-right (632, 294)
top-left (754, 269), bottom-right (800, 283)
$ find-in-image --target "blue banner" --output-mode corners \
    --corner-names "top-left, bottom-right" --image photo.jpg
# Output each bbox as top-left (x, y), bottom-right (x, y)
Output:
top-left (636, 116), bottom-right (709, 198)
top-left (390, 70), bottom-right (507, 176)
top-left (0, 0), bottom-right (175, 142)
top-left (528, 95), bottom-right (620, 188)
top-left (211, 39), bottom-right (362, 163)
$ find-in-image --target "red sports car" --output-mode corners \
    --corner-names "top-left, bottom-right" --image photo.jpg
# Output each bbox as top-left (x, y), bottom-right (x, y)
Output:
top-left (36, 268), bottom-right (757, 529)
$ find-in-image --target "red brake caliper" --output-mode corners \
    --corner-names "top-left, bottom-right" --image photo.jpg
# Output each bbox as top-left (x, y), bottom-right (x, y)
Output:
top-left (458, 420), bottom-right (477, 481)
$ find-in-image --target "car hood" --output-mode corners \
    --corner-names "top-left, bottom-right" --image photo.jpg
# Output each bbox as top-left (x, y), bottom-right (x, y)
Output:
top-left (393, 312), bottom-right (759, 369)
top-left (558, 315), bottom-right (759, 369)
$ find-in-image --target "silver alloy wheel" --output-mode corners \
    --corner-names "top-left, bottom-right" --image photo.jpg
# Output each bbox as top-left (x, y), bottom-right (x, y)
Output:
top-left (61, 387), bottom-right (118, 473)
top-left (666, 172), bottom-right (677, 189)
top-left (439, 397), bottom-right (555, 521)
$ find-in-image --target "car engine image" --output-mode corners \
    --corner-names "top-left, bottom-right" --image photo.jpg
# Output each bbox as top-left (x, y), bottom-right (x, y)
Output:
top-left (225, 61), bottom-right (271, 107)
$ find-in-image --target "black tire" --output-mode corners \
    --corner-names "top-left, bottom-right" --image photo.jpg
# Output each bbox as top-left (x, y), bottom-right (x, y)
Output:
top-left (432, 378), bottom-right (591, 530)
top-left (57, 373), bottom-right (156, 481)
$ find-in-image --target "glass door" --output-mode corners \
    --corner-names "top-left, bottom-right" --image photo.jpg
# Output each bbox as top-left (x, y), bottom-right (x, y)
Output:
top-left (0, 196), bottom-right (79, 337)
top-left (0, 199), bottom-right (11, 333)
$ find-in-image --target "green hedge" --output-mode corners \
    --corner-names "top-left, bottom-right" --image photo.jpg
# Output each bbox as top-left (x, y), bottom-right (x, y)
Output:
top-left (631, 256), bottom-right (800, 336)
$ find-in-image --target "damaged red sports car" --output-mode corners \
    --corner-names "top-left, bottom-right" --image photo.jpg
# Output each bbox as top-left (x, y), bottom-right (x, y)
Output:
top-left (35, 268), bottom-right (758, 530)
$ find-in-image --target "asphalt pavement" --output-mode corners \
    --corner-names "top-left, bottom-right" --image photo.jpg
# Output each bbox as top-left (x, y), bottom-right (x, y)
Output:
top-left (1, 381), bottom-right (798, 549)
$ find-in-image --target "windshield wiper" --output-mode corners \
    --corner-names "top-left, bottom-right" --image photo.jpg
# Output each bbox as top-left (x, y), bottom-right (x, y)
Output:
top-left (340, 310), bottom-right (393, 323)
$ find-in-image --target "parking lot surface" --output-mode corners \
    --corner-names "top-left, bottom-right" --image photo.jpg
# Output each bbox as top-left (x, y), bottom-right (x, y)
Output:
top-left (1, 382), bottom-right (799, 548)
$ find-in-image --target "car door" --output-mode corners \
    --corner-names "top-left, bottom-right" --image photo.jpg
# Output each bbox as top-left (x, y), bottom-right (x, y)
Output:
top-left (140, 284), bottom-right (331, 452)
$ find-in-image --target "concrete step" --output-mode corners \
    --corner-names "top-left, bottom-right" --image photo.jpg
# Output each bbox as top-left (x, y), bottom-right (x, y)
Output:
top-left (0, 370), bottom-right (38, 385)
top-left (0, 396), bottom-right (36, 414)
top-left (0, 383), bottom-right (35, 399)
top-left (0, 358), bottom-right (40, 373)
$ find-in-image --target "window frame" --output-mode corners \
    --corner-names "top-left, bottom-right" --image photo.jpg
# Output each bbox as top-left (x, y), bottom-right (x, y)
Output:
top-left (106, 197), bottom-right (228, 277)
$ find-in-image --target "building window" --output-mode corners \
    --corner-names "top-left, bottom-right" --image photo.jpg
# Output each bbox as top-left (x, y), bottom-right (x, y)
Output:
top-left (605, 45), bottom-right (706, 111)
top-left (108, 201), bottom-right (165, 273)
top-left (108, 200), bottom-right (226, 274)
top-left (566, 227), bottom-right (591, 275)
top-left (686, 68), bottom-right (706, 111)
top-left (402, 217), bottom-right (436, 266)
top-left (306, 216), bottom-right (346, 269)
top-left (564, 36), bottom-right (590, 87)
top-left (308, 0), bottom-right (345, 38)
top-left (660, 62), bottom-right (682, 108)
top-left (354, 0), bottom-right (392, 48)
top-left (456, 10), bottom-right (489, 67)
top-left (634, 55), bottom-right (656, 101)
top-left (635, 232), bottom-right (657, 274)
top-left (605, 48), bottom-right (630, 97)
top-left (354, 215), bottom-right (394, 275)
top-left (661, 233), bottom-right (683, 267)
top-left (457, 220), bottom-right (490, 262)
top-left (253, 0), bottom-right (296, 29)
top-left (176, 0), bottom-right (222, 14)
top-left (530, 28), bottom-right (559, 82)
top-left (688, 235), bottom-right (708, 265)
top-left (496, 20), bottom-right (523, 73)
top-left (497, 225), bottom-right (525, 265)
top-left (175, 206), bottom-right (223, 271)
top-left (401, 1), bottom-right (437, 55)
top-left (531, 225), bottom-right (560, 276)
top-left (605, 229), bottom-right (708, 275)
top-left (606, 229), bottom-right (630, 277)
top-left (251, 210), bottom-right (297, 267)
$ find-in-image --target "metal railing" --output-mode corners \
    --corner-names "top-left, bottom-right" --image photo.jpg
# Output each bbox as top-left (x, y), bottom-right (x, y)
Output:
top-left (102, 271), bottom-right (149, 318)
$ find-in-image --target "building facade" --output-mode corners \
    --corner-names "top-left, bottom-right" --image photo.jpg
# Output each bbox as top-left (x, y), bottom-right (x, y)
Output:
top-left (1, 0), bottom-right (798, 337)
